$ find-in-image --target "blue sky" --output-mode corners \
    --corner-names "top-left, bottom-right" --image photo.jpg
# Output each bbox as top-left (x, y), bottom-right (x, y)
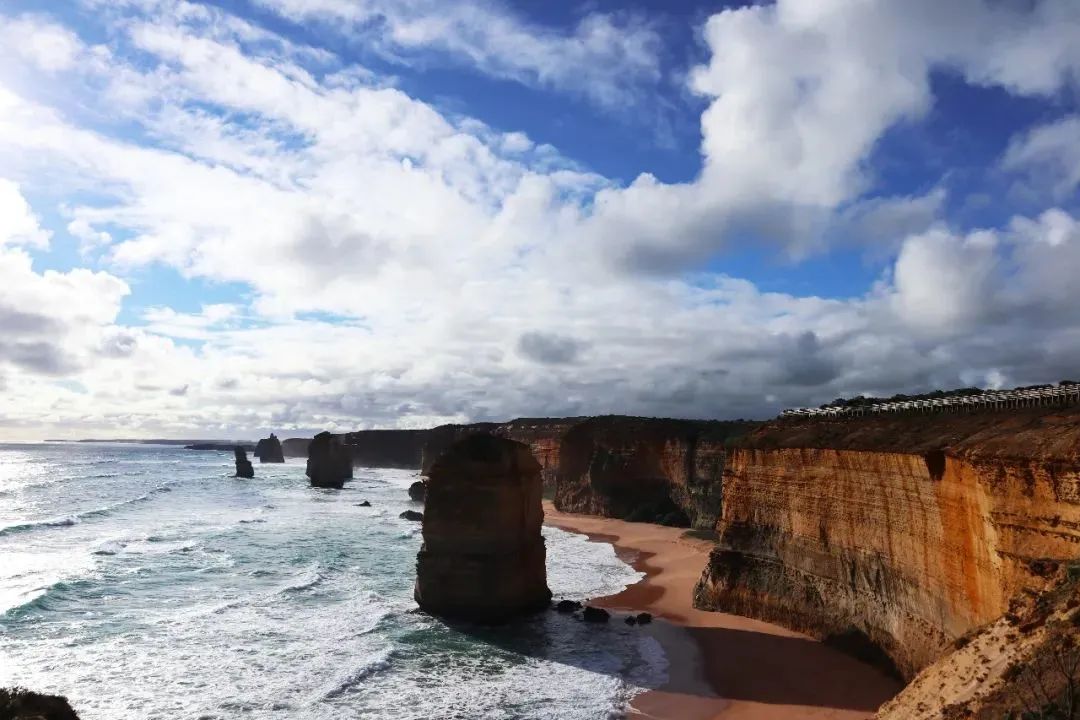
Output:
top-left (0, 0), bottom-right (1079, 439)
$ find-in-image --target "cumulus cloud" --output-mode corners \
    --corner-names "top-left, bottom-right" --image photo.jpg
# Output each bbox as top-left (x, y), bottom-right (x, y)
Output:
top-left (0, 1), bottom-right (1077, 439)
top-left (517, 332), bottom-right (586, 365)
top-left (1003, 115), bottom-right (1080, 200)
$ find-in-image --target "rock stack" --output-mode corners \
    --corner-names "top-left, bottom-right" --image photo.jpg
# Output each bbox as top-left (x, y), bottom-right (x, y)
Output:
top-left (305, 431), bottom-right (353, 488)
top-left (254, 433), bottom-right (285, 463)
top-left (233, 447), bottom-right (254, 478)
top-left (414, 434), bottom-right (551, 622)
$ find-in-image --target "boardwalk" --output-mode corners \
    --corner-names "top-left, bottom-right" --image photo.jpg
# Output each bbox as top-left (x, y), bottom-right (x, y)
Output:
top-left (780, 384), bottom-right (1080, 420)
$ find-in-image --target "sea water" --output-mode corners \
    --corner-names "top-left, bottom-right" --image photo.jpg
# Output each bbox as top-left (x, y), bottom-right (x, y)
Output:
top-left (0, 443), bottom-right (665, 719)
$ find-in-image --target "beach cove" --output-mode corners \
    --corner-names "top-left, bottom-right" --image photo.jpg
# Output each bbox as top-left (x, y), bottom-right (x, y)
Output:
top-left (544, 503), bottom-right (902, 720)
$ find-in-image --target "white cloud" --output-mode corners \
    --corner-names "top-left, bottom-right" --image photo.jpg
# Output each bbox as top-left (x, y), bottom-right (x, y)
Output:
top-left (0, 179), bottom-right (50, 248)
top-left (254, 0), bottom-right (662, 111)
top-left (1003, 115), bottom-right (1080, 199)
top-left (0, 15), bottom-right (82, 72)
top-left (0, 1), bottom-right (1078, 439)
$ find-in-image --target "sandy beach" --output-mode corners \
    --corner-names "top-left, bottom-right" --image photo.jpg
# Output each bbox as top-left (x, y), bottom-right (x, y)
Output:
top-left (543, 503), bottom-right (902, 720)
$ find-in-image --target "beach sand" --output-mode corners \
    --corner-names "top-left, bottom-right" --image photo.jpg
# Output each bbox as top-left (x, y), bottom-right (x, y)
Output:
top-left (543, 503), bottom-right (902, 720)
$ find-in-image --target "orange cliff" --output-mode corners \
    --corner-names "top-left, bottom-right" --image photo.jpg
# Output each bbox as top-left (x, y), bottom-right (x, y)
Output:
top-left (554, 416), bottom-right (757, 529)
top-left (692, 406), bottom-right (1080, 682)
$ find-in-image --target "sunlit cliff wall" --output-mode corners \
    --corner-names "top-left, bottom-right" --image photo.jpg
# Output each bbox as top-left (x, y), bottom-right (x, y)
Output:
top-left (693, 408), bottom-right (1080, 679)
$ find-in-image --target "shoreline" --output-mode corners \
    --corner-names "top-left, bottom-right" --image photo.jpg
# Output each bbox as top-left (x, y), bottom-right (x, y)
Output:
top-left (543, 503), bottom-right (902, 720)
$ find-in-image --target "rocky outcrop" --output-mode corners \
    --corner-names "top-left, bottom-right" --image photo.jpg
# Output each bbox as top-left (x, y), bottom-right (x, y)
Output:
top-left (693, 407), bottom-right (1080, 681)
top-left (1, 688), bottom-right (81, 719)
top-left (414, 434), bottom-right (551, 621)
top-left (233, 447), bottom-right (254, 478)
top-left (254, 433), bottom-right (285, 463)
top-left (339, 429), bottom-right (430, 469)
top-left (305, 431), bottom-right (353, 488)
top-left (877, 567), bottom-right (1080, 719)
top-left (554, 416), bottom-right (757, 529)
top-left (281, 437), bottom-right (311, 458)
top-left (408, 480), bottom-right (426, 501)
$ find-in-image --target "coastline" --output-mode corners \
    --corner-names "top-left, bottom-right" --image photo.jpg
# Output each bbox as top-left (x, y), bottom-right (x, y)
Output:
top-left (543, 502), bottom-right (902, 720)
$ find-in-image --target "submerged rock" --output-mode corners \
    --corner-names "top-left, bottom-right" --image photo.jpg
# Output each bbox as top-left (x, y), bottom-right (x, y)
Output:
top-left (233, 447), bottom-right (254, 478)
top-left (305, 432), bottom-right (353, 489)
top-left (254, 433), bottom-right (285, 463)
top-left (582, 606), bottom-right (610, 623)
top-left (625, 615), bottom-right (637, 625)
top-left (414, 434), bottom-right (551, 622)
top-left (0, 688), bottom-right (81, 719)
top-left (356, 501), bottom-right (371, 507)
top-left (400, 510), bottom-right (424, 521)
top-left (636, 612), bottom-right (652, 625)
top-left (408, 480), bottom-right (427, 502)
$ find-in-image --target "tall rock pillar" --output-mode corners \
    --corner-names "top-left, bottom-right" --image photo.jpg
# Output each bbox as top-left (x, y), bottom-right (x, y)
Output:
top-left (305, 431), bottom-right (353, 488)
top-left (415, 434), bottom-right (551, 621)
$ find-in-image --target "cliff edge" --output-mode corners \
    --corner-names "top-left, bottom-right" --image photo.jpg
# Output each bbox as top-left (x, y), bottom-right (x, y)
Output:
top-left (694, 406), bottom-right (1080, 680)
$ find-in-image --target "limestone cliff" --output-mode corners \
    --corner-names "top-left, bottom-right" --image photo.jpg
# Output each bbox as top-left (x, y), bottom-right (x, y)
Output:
top-left (693, 407), bottom-right (1080, 680)
top-left (419, 423), bottom-right (500, 475)
top-left (414, 434), bottom-right (551, 621)
top-left (554, 416), bottom-right (757, 529)
top-left (281, 437), bottom-right (310, 458)
top-left (339, 429), bottom-right (429, 469)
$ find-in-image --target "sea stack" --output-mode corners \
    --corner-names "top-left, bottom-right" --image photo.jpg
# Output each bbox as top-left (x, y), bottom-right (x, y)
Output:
top-left (254, 433), bottom-right (285, 463)
top-left (305, 431), bottom-right (353, 488)
top-left (233, 447), bottom-right (254, 478)
top-left (414, 434), bottom-right (551, 622)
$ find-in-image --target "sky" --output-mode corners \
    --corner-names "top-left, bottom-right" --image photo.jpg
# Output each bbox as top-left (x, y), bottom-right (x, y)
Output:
top-left (0, 0), bottom-right (1079, 440)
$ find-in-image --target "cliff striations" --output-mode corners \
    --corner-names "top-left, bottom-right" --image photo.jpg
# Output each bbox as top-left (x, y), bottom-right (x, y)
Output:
top-left (693, 407), bottom-right (1080, 681)
top-left (414, 434), bottom-right (551, 621)
top-left (554, 416), bottom-right (757, 529)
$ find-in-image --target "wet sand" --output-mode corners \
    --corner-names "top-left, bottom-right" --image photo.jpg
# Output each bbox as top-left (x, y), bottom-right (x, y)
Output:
top-left (543, 503), bottom-right (902, 720)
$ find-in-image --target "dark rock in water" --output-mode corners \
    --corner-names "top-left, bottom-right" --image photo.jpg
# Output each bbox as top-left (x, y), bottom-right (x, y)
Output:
top-left (636, 612), bottom-right (653, 624)
top-left (625, 615), bottom-right (637, 625)
top-left (0, 687), bottom-right (81, 719)
top-left (555, 599), bottom-right (582, 613)
top-left (408, 480), bottom-right (427, 502)
top-left (415, 434), bottom-right (551, 622)
top-left (254, 433), bottom-right (285, 463)
top-left (233, 447), bottom-right (254, 478)
top-left (582, 606), bottom-right (610, 623)
top-left (305, 431), bottom-right (353, 488)
top-left (399, 510), bottom-right (424, 521)
top-left (356, 500), bottom-right (372, 507)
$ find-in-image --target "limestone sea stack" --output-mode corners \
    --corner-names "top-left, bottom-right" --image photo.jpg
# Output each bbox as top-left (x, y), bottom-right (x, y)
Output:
top-left (305, 431), bottom-right (353, 488)
top-left (233, 447), bottom-right (254, 478)
top-left (254, 433), bottom-right (285, 463)
top-left (414, 434), bottom-right (551, 622)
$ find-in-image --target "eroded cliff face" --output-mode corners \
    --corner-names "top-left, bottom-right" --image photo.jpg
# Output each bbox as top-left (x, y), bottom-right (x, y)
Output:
top-left (694, 408), bottom-right (1080, 680)
top-left (339, 429), bottom-right (429, 469)
top-left (554, 417), bottom-right (756, 529)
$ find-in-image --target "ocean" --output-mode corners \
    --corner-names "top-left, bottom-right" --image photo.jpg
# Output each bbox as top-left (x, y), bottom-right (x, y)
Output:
top-left (0, 443), bottom-right (665, 719)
